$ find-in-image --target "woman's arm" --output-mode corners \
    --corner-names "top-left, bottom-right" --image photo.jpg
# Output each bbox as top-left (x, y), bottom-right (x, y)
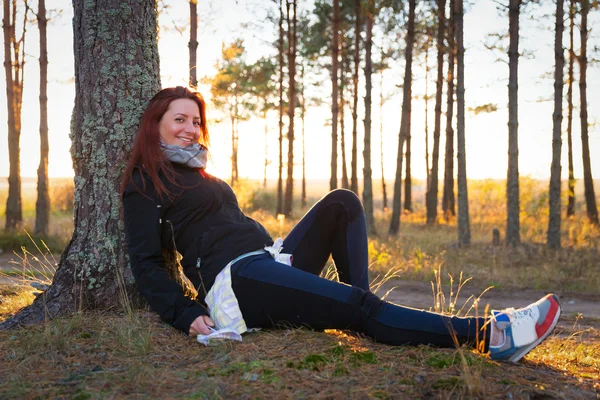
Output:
top-left (122, 174), bottom-right (208, 334)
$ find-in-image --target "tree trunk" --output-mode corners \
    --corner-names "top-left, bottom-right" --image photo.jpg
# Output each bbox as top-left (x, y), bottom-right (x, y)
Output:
top-left (283, 0), bottom-right (296, 216)
top-left (379, 57), bottom-right (387, 211)
top-left (363, 0), bottom-right (375, 236)
top-left (35, 0), bottom-right (50, 236)
top-left (263, 111), bottom-right (268, 189)
top-left (3, 0), bottom-right (26, 232)
top-left (455, 0), bottom-right (470, 246)
top-left (340, 49), bottom-right (349, 189)
top-left (426, 0), bottom-right (446, 225)
top-left (566, 0), bottom-right (575, 217)
top-left (1, 0), bottom-right (161, 329)
top-left (403, 130), bottom-right (412, 212)
top-left (301, 63), bottom-right (307, 208)
top-left (389, 0), bottom-right (415, 235)
top-left (350, 0), bottom-right (360, 195)
top-left (506, 0), bottom-right (521, 246)
top-left (277, 0), bottom-right (284, 215)
top-left (188, 0), bottom-right (198, 87)
top-left (442, 2), bottom-right (456, 221)
top-left (330, 0), bottom-right (340, 191)
top-left (424, 46), bottom-right (430, 193)
top-left (547, 0), bottom-right (564, 249)
top-left (578, 0), bottom-right (599, 225)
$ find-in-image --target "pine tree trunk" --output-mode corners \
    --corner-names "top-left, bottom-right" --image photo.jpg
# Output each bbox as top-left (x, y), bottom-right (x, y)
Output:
top-left (35, 0), bottom-right (50, 236)
top-left (1, 0), bottom-right (161, 329)
top-left (547, 0), bottom-right (564, 249)
top-left (283, 0), bottom-right (296, 216)
top-left (455, 0), bottom-right (470, 246)
top-left (579, 0), bottom-right (599, 225)
top-left (263, 113), bottom-right (268, 189)
top-left (277, 0), bottom-right (285, 215)
top-left (350, 0), bottom-right (360, 195)
top-left (389, 0), bottom-right (415, 235)
top-left (506, 0), bottom-right (521, 246)
top-left (340, 51), bottom-right (349, 189)
top-left (426, 0), bottom-right (446, 225)
top-left (566, 0), bottom-right (575, 217)
top-left (301, 63), bottom-right (306, 208)
top-left (363, 0), bottom-right (375, 236)
top-left (424, 47), bottom-right (430, 192)
top-left (379, 60), bottom-right (387, 211)
top-left (188, 0), bottom-right (198, 87)
top-left (3, 0), bottom-right (25, 232)
top-left (442, 2), bottom-right (456, 221)
top-left (403, 132), bottom-right (412, 211)
top-left (330, 0), bottom-right (340, 191)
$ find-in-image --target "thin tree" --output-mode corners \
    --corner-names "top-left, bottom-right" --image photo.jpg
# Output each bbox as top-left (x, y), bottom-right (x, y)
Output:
top-left (424, 43), bottom-right (431, 191)
top-left (32, 0), bottom-right (50, 236)
top-left (340, 41), bottom-right (349, 189)
top-left (277, 0), bottom-right (285, 215)
top-left (283, 0), bottom-right (297, 216)
top-left (1, 0), bottom-right (161, 328)
top-left (300, 62), bottom-right (307, 208)
top-left (442, 0), bottom-right (456, 220)
top-left (189, 0), bottom-right (198, 87)
top-left (330, 0), bottom-right (340, 191)
top-left (547, 0), bottom-right (564, 249)
top-left (3, 0), bottom-right (28, 232)
top-left (350, 0), bottom-right (361, 195)
top-left (455, 0), bottom-right (470, 246)
top-left (390, 0), bottom-right (416, 235)
top-left (379, 49), bottom-right (388, 211)
top-left (363, 0), bottom-right (375, 235)
top-left (578, 0), bottom-right (599, 225)
top-left (426, 0), bottom-right (446, 224)
top-left (566, 0), bottom-right (575, 217)
top-left (506, 0), bottom-right (521, 246)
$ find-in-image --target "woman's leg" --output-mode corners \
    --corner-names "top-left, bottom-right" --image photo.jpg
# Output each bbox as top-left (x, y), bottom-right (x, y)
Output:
top-left (282, 189), bottom-right (370, 291)
top-left (231, 254), bottom-right (487, 349)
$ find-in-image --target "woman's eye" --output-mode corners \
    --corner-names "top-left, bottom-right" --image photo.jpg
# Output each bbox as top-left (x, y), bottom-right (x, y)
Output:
top-left (175, 118), bottom-right (183, 122)
top-left (193, 121), bottom-right (201, 127)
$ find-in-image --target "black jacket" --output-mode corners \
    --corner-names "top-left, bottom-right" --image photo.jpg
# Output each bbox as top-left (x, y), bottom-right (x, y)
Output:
top-left (122, 163), bottom-right (273, 333)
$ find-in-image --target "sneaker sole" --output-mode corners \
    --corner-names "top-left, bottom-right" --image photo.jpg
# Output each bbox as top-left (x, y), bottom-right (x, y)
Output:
top-left (508, 298), bottom-right (561, 363)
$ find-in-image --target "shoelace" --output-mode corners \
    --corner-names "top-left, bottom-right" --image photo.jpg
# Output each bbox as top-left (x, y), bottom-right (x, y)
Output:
top-left (508, 306), bottom-right (536, 327)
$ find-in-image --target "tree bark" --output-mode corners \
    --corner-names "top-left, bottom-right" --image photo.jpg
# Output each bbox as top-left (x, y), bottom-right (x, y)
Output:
top-left (455, 0), bottom-right (470, 246)
top-left (389, 0), bottom-right (415, 235)
top-left (3, 0), bottom-right (26, 232)
top-left (379, 52), bottom-right (387, 211)
top-left (301, 63), bottom-right (307, 208)
top-left (1, 0), bottom-right (161, 329)
top-left (330, 0), bottom-right (340, 191)
top-left (283, 0), bottom-right (296, 216)
top-left (424, 46), bottom-right (430, 193)
top-left (566, 0), bottom-right (575, 217)
top-left (547, 0), bottom-right (564, 249)
top-left (350, 0), bottom-right (360, 195)
top-left (188, 0), bottom-right (198, 87)
top-left (35, 0), bottom-right (50, 236)
top-left (340, 44), bottom-right (349, 189)
top-left (277, 0), bottom-right (285, 215)
top-left (578, 0), bottom-right (599, 225)
top-left (442, 1), bottom-right (456, 221)
top-left (403, 128), bottom-right (412, 212)
top-left (506, 0), bottom-right (521, 246)
top-left (363, 0), bottom-right (375, 236)
top-left (426, 0), bottom-right (446, 225)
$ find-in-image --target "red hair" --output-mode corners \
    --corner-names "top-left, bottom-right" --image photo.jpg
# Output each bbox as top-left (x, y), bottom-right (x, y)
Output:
top-left (120, 86), bottom-right (210, 198)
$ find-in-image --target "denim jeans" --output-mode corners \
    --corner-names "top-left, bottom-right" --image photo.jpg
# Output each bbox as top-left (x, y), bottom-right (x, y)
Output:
top-left (230, 189), bottom-right (488, 349)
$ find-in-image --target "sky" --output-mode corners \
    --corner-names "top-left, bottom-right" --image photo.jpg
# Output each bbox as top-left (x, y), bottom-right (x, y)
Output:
top-left (0, 0), bottom-right (599, 183)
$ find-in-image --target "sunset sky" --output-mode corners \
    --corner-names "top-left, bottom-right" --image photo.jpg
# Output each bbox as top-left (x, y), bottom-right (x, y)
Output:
top-left (0, 0), bottom-right (599, 183)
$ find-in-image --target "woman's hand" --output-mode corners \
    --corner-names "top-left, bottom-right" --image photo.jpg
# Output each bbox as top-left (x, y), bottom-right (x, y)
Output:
top-left (189, 315), bottom-right (215, 336)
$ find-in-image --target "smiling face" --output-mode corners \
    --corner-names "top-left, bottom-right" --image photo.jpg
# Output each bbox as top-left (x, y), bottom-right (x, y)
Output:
top-left (158, 98), bottom-right (201, 147)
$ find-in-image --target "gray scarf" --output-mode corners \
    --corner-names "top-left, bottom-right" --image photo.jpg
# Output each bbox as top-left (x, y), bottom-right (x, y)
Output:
top-left (161, 142), bottom-right (207, 169)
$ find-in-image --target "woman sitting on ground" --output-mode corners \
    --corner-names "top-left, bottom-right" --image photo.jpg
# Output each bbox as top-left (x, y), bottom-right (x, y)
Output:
top-left (121, 86), bottom-right (560, 363)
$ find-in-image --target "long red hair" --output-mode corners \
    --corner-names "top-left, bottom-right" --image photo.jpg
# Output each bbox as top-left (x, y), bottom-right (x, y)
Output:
top-left (120, 86), bottom-right (210, 198)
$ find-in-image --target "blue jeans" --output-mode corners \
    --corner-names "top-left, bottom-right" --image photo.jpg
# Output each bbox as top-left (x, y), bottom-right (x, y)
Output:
top-left (231, 189), bottom-right (488, 349)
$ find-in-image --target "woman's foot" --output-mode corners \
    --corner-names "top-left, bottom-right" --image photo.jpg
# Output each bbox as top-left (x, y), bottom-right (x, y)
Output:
top-left (488, 294), bottom-right (561, 362)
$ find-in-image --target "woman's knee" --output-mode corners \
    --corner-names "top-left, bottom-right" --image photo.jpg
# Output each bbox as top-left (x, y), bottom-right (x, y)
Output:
top-left (322, 189), bottom-right (364, 220)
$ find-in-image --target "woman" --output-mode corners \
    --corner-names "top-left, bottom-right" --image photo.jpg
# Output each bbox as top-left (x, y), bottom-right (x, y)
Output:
top-left (121, 86), bottom-right (560, 363)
